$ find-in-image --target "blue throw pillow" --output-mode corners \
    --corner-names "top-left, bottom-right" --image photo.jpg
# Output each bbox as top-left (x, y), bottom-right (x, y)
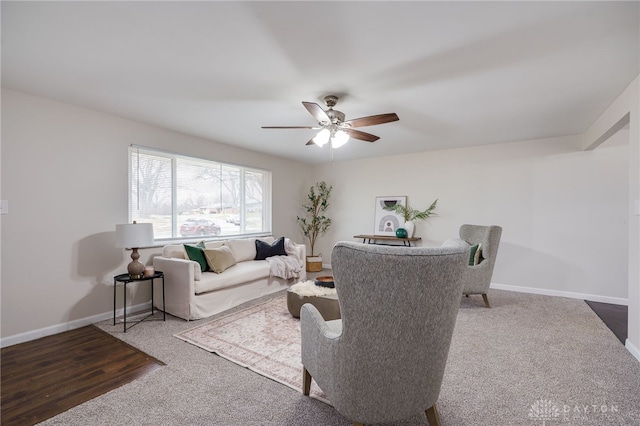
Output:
top-left (255, 237), bottom-right (287, 260)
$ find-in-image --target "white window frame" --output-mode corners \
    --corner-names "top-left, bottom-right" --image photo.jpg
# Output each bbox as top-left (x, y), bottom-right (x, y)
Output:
top-left (128, 145), bottom-right (272, 243)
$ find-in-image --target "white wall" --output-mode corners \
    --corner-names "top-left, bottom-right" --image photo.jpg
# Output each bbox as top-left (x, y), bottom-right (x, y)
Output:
top-left (627, 78), bottom-right (640, 361)
top-left (582, 76), bottom-right (640, 360)
top-left (0, 89), bottom-right (308, 342)
top-left (309, 133), bottom-right (629, 303)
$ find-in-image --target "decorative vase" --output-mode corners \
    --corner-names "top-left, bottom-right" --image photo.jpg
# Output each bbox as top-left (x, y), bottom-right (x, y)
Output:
top-left (395, 228), bottom-right (408, 238)
top-left (403, 221), bottom-right (415, 237)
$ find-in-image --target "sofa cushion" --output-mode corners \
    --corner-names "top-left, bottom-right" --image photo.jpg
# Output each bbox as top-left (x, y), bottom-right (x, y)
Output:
top-left (194, 261), bottom-right (271, 294)
top-left (224, 238), bottom-right (258, 262)
top-left (204, 241), bottom-right (225, 250)
top-left (163, 244), bottom-right (187, 259)
top-left (204, 246), bottom-right (237, 273)
top-left (184, 242), bottom-right (208, 272)
top-left (255, 237), bottom-right (287, 260)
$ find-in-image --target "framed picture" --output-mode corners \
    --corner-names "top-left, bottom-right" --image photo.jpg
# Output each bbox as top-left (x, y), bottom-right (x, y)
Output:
top-left (373, 196), bottom-right (407, 236)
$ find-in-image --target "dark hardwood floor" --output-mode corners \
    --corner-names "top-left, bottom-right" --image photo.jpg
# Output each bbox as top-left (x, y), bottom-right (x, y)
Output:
top-left (586, 300), bottom-right (628, 344)
top-left (1, 325), bottom-right (164, 426)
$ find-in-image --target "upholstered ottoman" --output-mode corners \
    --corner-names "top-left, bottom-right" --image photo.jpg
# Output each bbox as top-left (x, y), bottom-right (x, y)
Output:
top-left (287, 281), bottom-right (341, 321)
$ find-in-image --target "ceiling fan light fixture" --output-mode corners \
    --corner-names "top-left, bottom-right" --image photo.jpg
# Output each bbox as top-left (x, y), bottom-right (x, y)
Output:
top-left (313, 128), bottom-right (330, 147)
top-left (262, 95), bottom-right (398, 150)
top-left (331, 130), bottom-right (349, 148)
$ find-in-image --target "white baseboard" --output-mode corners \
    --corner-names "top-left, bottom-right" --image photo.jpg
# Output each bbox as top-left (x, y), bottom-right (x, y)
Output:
top-left (625, 340), bottom-right (640, 363)
top-left (0, 283), bottom-right (631, 349)
top-left (490, 283), bottom-right (628, 306)
top-left (0, 301), bottom-right (152, 348)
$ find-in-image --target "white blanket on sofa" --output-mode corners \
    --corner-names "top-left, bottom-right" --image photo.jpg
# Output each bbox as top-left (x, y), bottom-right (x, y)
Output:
top-left (267, 255), bottom-right (302, 280)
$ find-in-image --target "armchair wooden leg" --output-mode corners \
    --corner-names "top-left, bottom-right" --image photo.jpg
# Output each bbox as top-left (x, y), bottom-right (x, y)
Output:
top-left (302, 367), bottom-right (312, 396)
top-left (425, 404), bottom-right (441, 426)
top-left (482, 293), bottom-right (491, 308)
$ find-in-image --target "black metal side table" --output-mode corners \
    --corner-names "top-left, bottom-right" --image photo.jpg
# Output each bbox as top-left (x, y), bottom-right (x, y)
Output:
top-left (113, 271), bottom-right (165, 332)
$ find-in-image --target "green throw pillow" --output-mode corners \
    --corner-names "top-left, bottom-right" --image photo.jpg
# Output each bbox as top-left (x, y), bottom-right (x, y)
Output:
top-left (469, 243), bottom-right (482, 266)
top-left (184, 241), bottom-right (208, 272)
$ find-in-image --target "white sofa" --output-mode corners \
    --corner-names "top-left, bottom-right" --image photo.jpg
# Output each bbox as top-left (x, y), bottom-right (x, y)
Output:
top-left (153, 236), bottom-right (306, 320)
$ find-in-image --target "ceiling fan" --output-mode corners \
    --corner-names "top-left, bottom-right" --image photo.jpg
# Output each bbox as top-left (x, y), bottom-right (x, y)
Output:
top-left (262, 95), bottom-right (399, 148)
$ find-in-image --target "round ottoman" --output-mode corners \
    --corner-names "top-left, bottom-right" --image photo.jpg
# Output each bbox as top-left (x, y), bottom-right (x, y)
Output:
top-left (287, 281), bottom-right (341, 321)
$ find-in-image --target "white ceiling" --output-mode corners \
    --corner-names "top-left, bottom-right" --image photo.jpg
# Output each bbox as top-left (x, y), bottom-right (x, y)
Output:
top-left (2, 1), bottom-right (639, 164)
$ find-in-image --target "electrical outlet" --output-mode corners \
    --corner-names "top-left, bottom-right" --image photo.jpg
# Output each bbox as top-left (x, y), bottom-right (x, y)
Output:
top-left (0, 200), bottom-right (7, 215)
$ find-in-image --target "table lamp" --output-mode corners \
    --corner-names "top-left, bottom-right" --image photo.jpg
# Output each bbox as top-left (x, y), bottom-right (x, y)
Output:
top-left (115, 221), bottom-right (155, 279)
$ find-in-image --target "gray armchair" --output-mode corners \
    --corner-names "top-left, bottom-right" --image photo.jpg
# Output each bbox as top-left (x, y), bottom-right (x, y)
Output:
top-left (459, 224), bottom-right (503, 308)
top-left (301, 240), bottom-right (469, 426)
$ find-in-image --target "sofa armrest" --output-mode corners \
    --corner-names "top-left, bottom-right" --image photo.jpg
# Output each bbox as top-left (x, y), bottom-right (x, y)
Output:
top-left (153, 256), bottom-right (197, 320)
top-left (285, 239), bottom-right (307, 281)
top-left (285, 239), bottom-right (307, 266)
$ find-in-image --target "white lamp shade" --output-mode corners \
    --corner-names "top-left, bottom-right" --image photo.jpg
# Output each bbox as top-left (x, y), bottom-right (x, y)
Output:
top-left (115, 223), bottom-right (155, 248)
top-left (313, 128), bottom-right (330, 147)
top-left (331, 130), bottom-right (349, 148)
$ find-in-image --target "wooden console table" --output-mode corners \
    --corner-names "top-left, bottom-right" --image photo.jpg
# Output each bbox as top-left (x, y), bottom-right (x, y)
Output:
top-left (354, 234), bottom-right (421, 247)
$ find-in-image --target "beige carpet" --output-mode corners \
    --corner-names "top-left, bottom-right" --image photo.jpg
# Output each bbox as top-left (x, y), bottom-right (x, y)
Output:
top-left (174, 295), bottom-right (328, 402)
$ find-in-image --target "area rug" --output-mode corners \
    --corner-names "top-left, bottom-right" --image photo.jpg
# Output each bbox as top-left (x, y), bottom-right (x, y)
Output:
top-left (173, 295), bottom-right (328, 402)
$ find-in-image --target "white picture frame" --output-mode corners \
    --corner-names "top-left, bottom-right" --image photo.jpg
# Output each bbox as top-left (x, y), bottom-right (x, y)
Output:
top-left (373, 196), bottom-right (407, 236)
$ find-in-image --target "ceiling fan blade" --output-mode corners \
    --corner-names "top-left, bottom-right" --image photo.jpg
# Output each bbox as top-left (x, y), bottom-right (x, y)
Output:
top-left (345, 128), bottom-right (380, 142)
top-left (344, 113), bottom-right (399, 128)
top-left (261, 126), bottom-right (317, 129)
top-left (302, 101), bottom-right (331, 124)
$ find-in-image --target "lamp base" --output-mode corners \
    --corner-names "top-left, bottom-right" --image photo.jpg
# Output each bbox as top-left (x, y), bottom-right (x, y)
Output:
top-left (127, 248), bottom-right (145, 279)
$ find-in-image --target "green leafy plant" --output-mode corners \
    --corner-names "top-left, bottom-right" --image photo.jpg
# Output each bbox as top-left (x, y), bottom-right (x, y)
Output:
top-left (297, 181), bottom-right (332, 257)
top-left (384, 199), bottom-right (438, 222)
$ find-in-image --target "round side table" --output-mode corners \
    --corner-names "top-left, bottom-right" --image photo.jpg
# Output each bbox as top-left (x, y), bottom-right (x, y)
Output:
top-left (113, 271), bottom-right (165, 332)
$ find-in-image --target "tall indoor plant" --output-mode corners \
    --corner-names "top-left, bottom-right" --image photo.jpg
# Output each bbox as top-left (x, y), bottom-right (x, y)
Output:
top-left (297, 181), bottom-right (332, 272)
top-left (384, 199), bottom-right (438, 237)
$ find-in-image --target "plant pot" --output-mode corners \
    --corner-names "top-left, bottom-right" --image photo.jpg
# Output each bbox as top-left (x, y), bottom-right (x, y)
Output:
top-left (306, 255), bottom-right (323, 272)
top-left (404, 221), bottom-right (415, 237)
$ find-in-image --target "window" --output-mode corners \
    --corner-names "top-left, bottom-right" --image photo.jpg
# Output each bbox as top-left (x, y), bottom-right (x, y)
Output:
top-left (129, 146), bottom-right (271, 242)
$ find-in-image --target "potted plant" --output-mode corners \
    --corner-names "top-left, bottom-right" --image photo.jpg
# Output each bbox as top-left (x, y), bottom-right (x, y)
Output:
top-left (384, 199), bottom-right (438, 237)
top-left (297, 181), bottom-right (332, 272)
